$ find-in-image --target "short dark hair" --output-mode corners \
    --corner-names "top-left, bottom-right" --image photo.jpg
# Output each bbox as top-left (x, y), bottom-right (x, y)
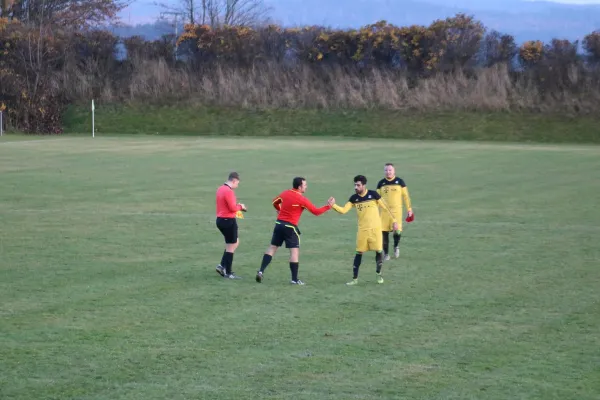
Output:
top-left (293, 177), bottom-right (305, 189)
top-left (385, 163), bottom-right (394, 167)
top-left (354, 175), bottom-right (367, 185)
top-left (228, 172), bottom-right (240, 181)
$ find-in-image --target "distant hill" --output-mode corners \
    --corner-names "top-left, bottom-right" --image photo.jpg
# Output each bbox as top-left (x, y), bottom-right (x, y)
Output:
top-left (107, 20), bottom-right (178, 41)
top-left (108, 0), bottom-right (600, 44)
top-left (263, 0), bottom-right (600, 43)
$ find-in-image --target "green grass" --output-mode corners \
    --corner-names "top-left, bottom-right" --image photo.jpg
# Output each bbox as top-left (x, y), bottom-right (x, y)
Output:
top-left (1, 135), bottom-right (599, 400)
top-left (62, 104), bottom-right (600, 143)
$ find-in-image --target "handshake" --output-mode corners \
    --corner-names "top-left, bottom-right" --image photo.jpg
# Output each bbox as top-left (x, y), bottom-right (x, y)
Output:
top-left (327, 197), bottom-right (336, 207)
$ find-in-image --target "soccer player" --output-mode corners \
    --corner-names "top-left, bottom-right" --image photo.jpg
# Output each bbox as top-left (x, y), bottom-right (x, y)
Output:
top-left (376, 163), bottom-right (414, 260)
top-left (332, 175), bottom-right (398, 285)
top-left (256, 177), bottom-right (334, 285)
top-left (215, 172), bottom-right (247, 279)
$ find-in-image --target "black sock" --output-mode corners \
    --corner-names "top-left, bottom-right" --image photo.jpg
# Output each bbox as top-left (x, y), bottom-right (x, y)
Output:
top-left (224, 252), bottom-right (234, 274)
top-left (290, 262), bottom-right (299, 281)
top-left (220, 250), bottom-right (227, 267)
top-left (383, 232), bottom-right (390, 254)
top-left (260, 254), bottom-right (272, 272)
top-left (353, 253), bottom-right (363, 279)
top-left (376, 251), bottom-right (383, 273)
top-left (393, 232), bottom-right (401, 248)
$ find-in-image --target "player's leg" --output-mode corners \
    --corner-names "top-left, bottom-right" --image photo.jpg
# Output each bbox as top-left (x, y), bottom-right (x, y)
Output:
top-left (257, 244), bottom-right (278, 281)
top-left (393, 227), bottom-right (402, 258)
top-left (221, 219), bottom-right (241, 279)
top-left (372, 230), bottom-right (384, 284)
top-left (286, 225), bottom-right (303, 285)
top-left (216, 218), bottom-right (239, 278)
top-left (393, 209), bottom-right (403, 258)
top-left (346, 251), bottom-right (363, 286)
top-left (215, 218), bottom-right (227, 276)
top-left (347, 233), bottom-right (366, 285)
top-left (256, 224), bottom-right (283, 282)
top-left (380, 212), bottom-right (391, 261)
top-left (382, 231), bottom-right (390, 261)
top-left (223, 239), bottom-right (240, 276)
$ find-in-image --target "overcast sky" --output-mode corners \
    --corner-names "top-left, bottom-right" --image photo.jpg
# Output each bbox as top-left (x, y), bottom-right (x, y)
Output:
top-left (118, 0), bottom-right (600, 25)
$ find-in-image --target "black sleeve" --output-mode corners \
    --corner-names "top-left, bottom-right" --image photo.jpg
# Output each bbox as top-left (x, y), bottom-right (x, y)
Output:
top-left (371, 190), bottom-right (381, 200)
top-left (398, 178), bottom-right (406, 187)
top-left (376, 179), bottom-right (384, 189)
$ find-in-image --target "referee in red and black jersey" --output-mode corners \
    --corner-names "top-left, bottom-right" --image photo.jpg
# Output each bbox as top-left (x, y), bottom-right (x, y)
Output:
top-left (256, 177), bottom-right (334, 285)
top-left (215, 172), bottom-right (246, 279)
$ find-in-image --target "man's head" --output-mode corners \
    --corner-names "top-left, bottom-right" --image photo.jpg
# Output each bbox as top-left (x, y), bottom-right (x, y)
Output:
top-left (227, 172), bottom-right (240, 189)
top-left (354, 175), bottom-right (367, 194)
top-left (384, 163), bottom-right (395, 179)
top-left (293, 177), bottom-right (307, 193)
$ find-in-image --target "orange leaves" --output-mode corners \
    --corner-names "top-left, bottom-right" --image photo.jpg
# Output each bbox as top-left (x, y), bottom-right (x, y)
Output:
top-left (175, 15), bottom-right (486, 70)
top-left (519, 40), bottom-right (544, 65)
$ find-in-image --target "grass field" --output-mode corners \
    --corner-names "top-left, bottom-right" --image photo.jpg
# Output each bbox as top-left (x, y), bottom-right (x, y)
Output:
top-left (1, 135), bottom-right (599, 399)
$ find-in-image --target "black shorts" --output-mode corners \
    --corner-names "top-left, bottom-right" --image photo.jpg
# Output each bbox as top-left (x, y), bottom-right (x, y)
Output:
top-left (216, 217), bottom-right (238, 244)
top-left (270, 220), bottom-right (301, 249)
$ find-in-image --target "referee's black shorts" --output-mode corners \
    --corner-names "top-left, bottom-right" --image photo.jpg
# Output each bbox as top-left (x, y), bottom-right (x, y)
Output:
top-left (270, 220), bottom-right (301, 248)
top-left (216, 217), bottom-right (238, 244)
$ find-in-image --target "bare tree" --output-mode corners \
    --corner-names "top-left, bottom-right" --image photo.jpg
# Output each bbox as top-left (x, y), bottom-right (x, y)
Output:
top-left (156, 0), bottom-right (195, 24)
top-left (5, 0), bottom-right (128, 27)
top-left (222, 0), bottom-right (270, 26)
top-left (156, 0), bottom-right (270, 27)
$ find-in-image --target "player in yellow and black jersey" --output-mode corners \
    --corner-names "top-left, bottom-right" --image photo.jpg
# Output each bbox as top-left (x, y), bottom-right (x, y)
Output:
top-left (332, 175), bottom-right (397, 285)
top-left (376, 163), bottom-right (414, 261)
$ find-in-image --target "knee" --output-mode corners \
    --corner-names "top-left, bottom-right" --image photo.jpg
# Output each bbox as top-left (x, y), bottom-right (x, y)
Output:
top-left (290, 248), bottom-right (299, 261)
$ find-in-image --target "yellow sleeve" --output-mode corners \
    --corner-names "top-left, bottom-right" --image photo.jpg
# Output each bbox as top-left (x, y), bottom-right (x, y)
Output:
top-left (402, 187), bottom-right (412, 211)
top-left (332, 202), bottom-right (353, 214)
top-left (377, 199), bottom-right (397, 222)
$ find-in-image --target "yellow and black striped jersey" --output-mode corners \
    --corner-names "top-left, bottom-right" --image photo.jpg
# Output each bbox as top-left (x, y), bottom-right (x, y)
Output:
top-left (376, 177), bottom-right (412, 211)
top-left (332, 190), bottom-right (396, 231)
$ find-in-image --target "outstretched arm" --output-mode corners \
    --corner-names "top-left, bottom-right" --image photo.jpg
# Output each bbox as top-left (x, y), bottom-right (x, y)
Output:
top-left (332, 202), bottom-right (354, 214)
top-left (302, 197), bottom-right (331, 216)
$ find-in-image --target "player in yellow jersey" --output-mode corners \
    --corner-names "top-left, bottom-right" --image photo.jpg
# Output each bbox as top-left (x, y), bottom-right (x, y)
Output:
top-left (332, 175), bottom-right (398, 285)
top-left (376, 163), bottom-right (414, 261)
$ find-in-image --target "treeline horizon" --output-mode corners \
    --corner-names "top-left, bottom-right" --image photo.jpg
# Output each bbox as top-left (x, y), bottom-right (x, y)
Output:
top-left (1, 13), bottom-right (600, 133)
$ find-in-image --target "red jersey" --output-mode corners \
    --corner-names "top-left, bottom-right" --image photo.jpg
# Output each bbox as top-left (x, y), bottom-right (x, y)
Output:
top-left (216, 183), bottom-right (242, 218)
top-left (272, 189), bottom-right (330, 226)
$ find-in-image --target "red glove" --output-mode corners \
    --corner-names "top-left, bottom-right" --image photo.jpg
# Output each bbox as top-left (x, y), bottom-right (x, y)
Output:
top-left (405, 211), bottom-right (414, 223)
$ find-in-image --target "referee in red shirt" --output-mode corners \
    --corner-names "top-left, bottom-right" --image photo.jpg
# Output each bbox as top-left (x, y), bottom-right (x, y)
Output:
top-left (215, 172), bottom-right (246, 279)
top-left (255, 177), bottom-right (334, 285)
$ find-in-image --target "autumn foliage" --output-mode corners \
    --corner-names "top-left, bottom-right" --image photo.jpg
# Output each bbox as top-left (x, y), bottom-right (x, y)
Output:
top-left (1, 13), bottom-right (600, 133)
